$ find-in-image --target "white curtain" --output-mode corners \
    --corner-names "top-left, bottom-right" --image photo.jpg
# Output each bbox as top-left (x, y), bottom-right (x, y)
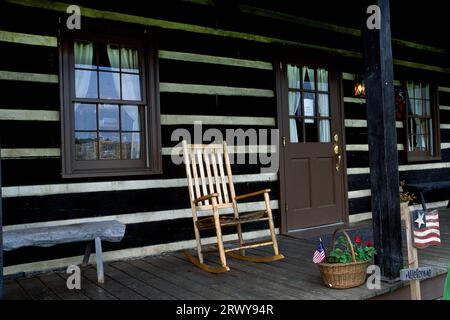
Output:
top-left (74, 41), bottom-right (94, 99)
top-left (288, 65), bottom-right (300, 143)
top-left (106, 45), bottom-right (121, 98)
top-left (122, 106), bottom-right (140, 159)
top-left (302, 66), bottom-right (315, 90)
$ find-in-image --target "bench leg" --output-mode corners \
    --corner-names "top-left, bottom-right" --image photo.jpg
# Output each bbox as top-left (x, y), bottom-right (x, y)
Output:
top-left (82, 242), bottom-right (92, 267)
top-left (94, 237), bottom-right (104, 284)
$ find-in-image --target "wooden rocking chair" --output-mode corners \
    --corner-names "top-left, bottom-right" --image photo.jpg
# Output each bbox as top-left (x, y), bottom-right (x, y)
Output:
top-left (181, 140), bottom-right (284, 273)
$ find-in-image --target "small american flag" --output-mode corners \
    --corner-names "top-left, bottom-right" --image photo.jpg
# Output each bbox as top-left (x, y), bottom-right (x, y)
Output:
top-left (412, 209), bottom-right (441, 249)
top-left (313, 239), bottom-right (326, 264)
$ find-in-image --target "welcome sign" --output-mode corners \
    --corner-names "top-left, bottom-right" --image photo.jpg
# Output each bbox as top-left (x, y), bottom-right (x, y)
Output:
top-left (400, 267), bottom-right (436, 281)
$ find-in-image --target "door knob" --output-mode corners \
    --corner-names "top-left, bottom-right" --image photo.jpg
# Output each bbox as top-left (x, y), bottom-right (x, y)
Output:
top-left (333, 134), bottom-right (341, 172)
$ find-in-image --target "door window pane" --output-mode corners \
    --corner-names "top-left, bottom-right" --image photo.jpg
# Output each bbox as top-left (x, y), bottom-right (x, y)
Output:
top-left (317, 68), bottom-right (328, 91)
top-left (99, 104), bottom-right (119, 130)
top-left (319, 120), bottom-right (331, 142)
top-left (305, 120), bottom-right (318, 143)
top-left (303, 93), bottom-right (315, 123)
top-left (99, 132), bottom-right (120, 159)
top-left (289, 118), bottom-right (303, 143)
top-left (74, 103), bottom-right (97, 131)
top-left (302, 66), bottom-right (315, 91)
top-left (288, 92), bottom-right (301, 116)
top-left (318, 94), bottom-right (329, 117)
top-left (288, 64), bottom-right (300, 89)
top-left (75, 132), bottom-right (98, 160)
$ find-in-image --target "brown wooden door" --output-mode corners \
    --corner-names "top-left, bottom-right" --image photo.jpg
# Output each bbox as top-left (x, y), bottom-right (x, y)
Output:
top-left (278, 61), bottom-right (347, 233)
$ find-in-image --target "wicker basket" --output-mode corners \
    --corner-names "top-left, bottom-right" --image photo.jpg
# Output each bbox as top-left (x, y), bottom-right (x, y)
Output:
top-left (318, 229), bottom-right (370, 289)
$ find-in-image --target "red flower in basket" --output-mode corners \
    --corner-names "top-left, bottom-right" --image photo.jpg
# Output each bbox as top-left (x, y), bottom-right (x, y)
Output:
top-left (366, 240), bottom-right (373, 247)
top-left (354, 235), bottom-right (362, 245)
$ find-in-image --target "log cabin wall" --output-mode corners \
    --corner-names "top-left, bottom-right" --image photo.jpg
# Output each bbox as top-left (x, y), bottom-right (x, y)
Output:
top-left (0, 0), bottom-right (449, 275)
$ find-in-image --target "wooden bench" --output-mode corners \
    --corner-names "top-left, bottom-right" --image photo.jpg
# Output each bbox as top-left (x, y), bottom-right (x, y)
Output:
top-left (3, 220), bottom-right (126, 283)
top-left (406, 181), bottom-right (450, 210)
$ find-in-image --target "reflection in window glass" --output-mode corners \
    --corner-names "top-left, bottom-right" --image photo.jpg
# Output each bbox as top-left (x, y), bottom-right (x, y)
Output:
top-left (99, 72), bottom-right (120, 100)
top-left (121, 105), bottom-right (140, 131)
top-left (75, 132), bottom-right (97, 160)
top-left (99, 104), bottom-right (119, 131)
top-left (121, 132), bottom-right (141, 159)
top-left (74, 103), bottom-right (97, 131)
top-left (99, 132), bottom-right (120, 159)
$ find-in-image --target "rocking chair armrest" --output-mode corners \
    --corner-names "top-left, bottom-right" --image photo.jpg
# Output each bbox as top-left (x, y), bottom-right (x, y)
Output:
top-left (235, 189), bottom-right (271, 201)
top-left (193, 193), bottom-right (219, 204)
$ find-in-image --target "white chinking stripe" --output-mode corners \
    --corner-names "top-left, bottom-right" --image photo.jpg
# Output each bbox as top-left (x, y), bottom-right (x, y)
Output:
top-left (3, 228), bottom-right (279, 276)
top-left (0, 145), bottom-right (277, 159)
top-left (442, 143), bottom-right (450, 149)
top-left (345, 119), bottom-right (403, 128)
top-left (348, 200), bottom-right (449, 223)
top-left (3, 200), bottom-right (279, 232)
top-left (1, 172), bottom-right (277, 198)
top-left (441, 124), bottom-right (450, 129)
top-left (439, 87), bottom-right (450, 93)
top-left (346, 144), bottom-right (404, 151)
top-left (158, 50), bottom-right (273, 70)
top-left (160, 83), bottom-right (274, 97)
top-left (0, 109), bottom-right (59, 121)
top-left (0, 110), bottom-right (274, 126)
top-left (348, 189), bottom-right (371, 199)
top-left (1, 148), bottom-right (60, 158)
top-left (160, 114), bottom-right (275, 126)
top-left (0, 30), bottom-right (57, 47)
top-left (344, 97), bottom-right (366, 104)
top-left (348, 162), bottom-right (450, 175)
top-left (0, 70), bottom-right (58, 83)
top-left (440, 105), bottom-right (450, 111)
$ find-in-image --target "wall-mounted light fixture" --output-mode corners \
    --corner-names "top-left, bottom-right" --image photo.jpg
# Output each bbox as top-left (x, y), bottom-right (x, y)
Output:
top-left (354, 75), bottom-right (366, 97)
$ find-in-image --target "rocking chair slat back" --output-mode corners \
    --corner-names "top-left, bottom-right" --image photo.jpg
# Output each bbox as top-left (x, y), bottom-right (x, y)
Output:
top-left (182, 141), bottom-right (236, 208)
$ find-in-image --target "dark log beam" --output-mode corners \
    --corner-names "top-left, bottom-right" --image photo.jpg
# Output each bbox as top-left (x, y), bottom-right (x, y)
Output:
top-left (0, 139), bottom-right (3, 299)
top-left (363, 0), bottom-right (403, 280)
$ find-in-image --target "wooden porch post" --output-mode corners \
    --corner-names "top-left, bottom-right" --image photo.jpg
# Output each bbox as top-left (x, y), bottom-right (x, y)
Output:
top-left (363, 0), bottom-right (403, 280)
top-left (0, 139), bottom-right (3, 299)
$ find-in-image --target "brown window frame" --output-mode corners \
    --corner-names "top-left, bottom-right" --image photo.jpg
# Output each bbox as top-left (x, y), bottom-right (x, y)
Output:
top-left (59, 29), bottom-right (161, 178)
top-left (400, 80), bottom-right (441, 163)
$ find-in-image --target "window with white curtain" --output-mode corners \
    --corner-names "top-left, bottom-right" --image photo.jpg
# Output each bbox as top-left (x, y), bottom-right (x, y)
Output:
top-left (60, 33), bottom-right (161, 177)
top-left (400, 81), bottom-right (440, 162)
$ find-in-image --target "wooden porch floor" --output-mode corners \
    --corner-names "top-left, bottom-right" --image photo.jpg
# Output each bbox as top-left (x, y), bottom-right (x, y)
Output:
top-left (4, 210), bottom-right (450, 300)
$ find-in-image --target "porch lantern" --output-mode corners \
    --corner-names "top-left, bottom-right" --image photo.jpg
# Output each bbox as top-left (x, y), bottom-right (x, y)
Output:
top-left (354, 75), bottom-right (366, 97)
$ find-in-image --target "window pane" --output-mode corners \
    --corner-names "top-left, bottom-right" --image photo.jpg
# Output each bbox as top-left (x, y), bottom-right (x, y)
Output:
top-left (74, 41), bottom-right (95, 69)
top-left (99, 132), bottom-right (120, 159)
top-left (423, 84), bottom-right (430, 100)
top-left (99, 72), bottom-right (120, 100)
top-left (288, 92), bottom-right (301, 116)
top-left (122, 74), bottom-right (141, 101)
top-left (289, 118), bottom-right (303, 143)
top-left (121, 132), bottom-right (141, 159)
top-left (99, 44), bottom-right (120, 72)
top-left (318, 94), bottom-right (329, 116)
top-left (303, 93), bottom-right (315, 123)
top-left (74, 103), bottom-right (97, 130)
top-left (75, 132), bottom-right (97, 160)
top-left (288, 64), bottom-right (300, 89)
top-left (305, 119), bottom-right (318, 142)
top-left (75, 70), bottom-right (97, 98)
top-left (317, 68), bottom-right (328, 91)
top-left (121, 48), bottom-right (139, 73)
top-left (319, 120), bottom-right (331, 143)
top-left (99, 104), bottom-right (119, 130)
top-left (302, 66), bottom-right (315, 91)
top-left (121, 105), bottom-right (140, 131)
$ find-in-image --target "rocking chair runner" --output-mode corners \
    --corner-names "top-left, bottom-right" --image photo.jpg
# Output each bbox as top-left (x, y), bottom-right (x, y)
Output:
top-left (182, 140), bottom-right (284, 273)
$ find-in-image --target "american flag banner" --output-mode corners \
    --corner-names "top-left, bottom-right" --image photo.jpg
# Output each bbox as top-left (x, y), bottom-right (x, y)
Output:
top-left (313, 239), bottom-right (326, 264)
top-left (412, 209), bottom-right (441, 249)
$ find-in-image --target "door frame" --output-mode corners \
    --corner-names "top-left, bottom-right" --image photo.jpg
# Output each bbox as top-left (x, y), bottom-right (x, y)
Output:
top-left (275, 52), bottom-right (349, 236)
